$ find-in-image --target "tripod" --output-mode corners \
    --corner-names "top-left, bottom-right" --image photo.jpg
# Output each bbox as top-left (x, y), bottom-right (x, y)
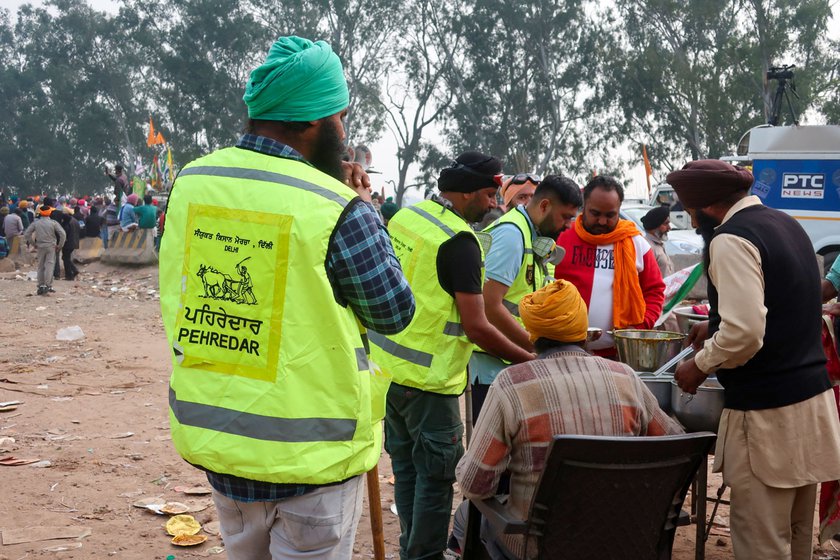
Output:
top-left (767, 64), bottom-right (800, 126)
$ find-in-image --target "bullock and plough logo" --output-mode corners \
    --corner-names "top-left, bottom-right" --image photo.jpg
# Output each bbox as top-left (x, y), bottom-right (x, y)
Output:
top-left (196, 257), bottom-right (257, 305)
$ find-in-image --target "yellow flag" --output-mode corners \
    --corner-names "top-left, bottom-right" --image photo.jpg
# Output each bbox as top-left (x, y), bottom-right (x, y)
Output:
top-left (167, 148), bottom-right (174, 184)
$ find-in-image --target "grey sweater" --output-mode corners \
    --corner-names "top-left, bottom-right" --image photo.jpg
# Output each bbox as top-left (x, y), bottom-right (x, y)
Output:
top-left (24, 216), bottom-right (66, 249)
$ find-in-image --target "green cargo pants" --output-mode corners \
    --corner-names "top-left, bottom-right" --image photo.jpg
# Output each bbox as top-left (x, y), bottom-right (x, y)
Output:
top-left (385, 382), bottom-right (464, 560)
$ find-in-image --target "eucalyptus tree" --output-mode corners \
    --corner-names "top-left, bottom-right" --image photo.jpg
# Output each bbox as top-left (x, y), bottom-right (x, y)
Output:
top-left (601, 0), bottom-right (834, 172)
top-left (0, 0), bottom-right (145, 195)
top-left (378, 0), bottom-right (459, 206)
top-left (440, 0), bottom-right (602, 177)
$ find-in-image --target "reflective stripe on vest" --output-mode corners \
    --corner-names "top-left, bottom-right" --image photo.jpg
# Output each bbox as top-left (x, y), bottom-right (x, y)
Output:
top-left (370, 199), bottom-right (484, 395)
top-left (502, 299), bottom-right (521, 317)
top-left (407, 204), bottom-right (457, 236)
top-left (169, 386), bottom-right (357, 442)
top-left (179, 166), bottom-right (350, 206)
top-left (368, 331), bottom-right (434, 368)
top-left (162, 147), bottom-right (383, 485)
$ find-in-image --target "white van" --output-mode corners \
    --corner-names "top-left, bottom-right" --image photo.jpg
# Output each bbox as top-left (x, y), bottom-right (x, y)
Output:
top-left (735, 125), bottom-right (840, 270)
top-left (653, 125), bottom-right (840, 271)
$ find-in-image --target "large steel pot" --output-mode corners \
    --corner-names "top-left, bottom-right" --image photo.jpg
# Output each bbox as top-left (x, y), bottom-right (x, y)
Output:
top-left (614, 329), bottom-right (685, 372)
top-left (672, 306), bottom-right (707, 335)
top-left (670, 378), bottom-right (724, 432)
top-left (635, 372), bottom-right (673, 414)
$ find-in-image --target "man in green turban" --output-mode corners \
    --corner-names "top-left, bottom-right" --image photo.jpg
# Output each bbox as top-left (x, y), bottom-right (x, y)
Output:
top-left (241, 35), bottom-right (365, 187)
top-left (160, 36), bottom-right (415, 560)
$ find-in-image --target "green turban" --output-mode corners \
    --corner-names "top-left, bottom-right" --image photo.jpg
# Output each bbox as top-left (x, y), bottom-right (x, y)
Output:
top-left (243, 36), bottom-right (349, 122)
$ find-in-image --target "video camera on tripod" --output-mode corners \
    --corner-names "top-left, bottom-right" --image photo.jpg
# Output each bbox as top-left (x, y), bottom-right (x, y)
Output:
top-left (766, 64), bottom-right (799, 126)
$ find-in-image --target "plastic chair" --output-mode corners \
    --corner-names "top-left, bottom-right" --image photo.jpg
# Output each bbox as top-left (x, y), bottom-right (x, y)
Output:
top-left (462, 433), bottom-right (716, 560)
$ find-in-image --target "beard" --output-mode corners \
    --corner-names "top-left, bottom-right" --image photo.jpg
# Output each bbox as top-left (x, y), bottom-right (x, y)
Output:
top-left (582, 218), bottom-right (612, 235)
top-left (695, 209), bottom-right (720, 246)
top-left (464, 200), bottom-right (490, 223)
top-left (695, 209), bottom-right (721, 269)
top-left (538, 215), bottom-right (563, 240)
top-left (309, 119), bottom-right (346, 182)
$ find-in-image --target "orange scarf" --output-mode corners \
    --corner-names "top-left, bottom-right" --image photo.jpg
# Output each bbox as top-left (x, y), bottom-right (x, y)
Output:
top-left (574, 218), bottom-right (645, 328)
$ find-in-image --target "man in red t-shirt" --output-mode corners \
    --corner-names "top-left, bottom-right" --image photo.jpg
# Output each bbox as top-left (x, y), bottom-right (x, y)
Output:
top-left (554, 175), bottom-right (664, 356)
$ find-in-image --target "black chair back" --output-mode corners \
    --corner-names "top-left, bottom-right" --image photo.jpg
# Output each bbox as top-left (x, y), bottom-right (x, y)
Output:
top-left (524, 433), bottom-right (715, 560)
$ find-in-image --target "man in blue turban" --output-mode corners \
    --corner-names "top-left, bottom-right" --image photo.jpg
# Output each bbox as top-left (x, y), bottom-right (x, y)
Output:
top-left (161, 36), bottom-right (415, 560)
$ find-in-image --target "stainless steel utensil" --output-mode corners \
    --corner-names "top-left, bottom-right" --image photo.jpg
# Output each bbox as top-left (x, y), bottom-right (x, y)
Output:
top-left (613, 329), bottom-right (686, 372)
top-left (672, 306), bottom-right (708, 334)
top-left (586, 327), bottom-right (603, 342)
top-left (670, 378), bottom-right (724, 432)
top-left (650, 345), bottom-right (695, 377)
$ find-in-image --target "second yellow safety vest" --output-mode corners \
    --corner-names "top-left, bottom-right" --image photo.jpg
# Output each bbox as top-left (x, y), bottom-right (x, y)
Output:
top-left (369, 199), bottom-right (484, 395)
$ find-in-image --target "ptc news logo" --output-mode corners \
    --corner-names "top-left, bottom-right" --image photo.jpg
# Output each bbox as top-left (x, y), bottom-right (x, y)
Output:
top-left (781, 173), bottom-right (825, 199)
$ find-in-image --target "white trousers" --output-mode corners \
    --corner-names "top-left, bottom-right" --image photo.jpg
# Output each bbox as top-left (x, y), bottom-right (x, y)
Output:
top-left (212, 475), bottom-right (364, 560)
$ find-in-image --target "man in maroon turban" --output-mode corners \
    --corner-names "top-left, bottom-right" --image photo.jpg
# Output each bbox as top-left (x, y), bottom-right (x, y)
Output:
top-left (669, 159), bottom-right (840, 559)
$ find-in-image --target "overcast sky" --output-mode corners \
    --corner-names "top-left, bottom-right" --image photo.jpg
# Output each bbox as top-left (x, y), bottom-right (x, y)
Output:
top-left (2, 0), bottom-right (838, 202)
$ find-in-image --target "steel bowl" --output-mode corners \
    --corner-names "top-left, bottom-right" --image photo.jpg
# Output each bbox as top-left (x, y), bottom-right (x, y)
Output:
top-left (635, 372), bottom-right (673, 413)
top-left (670, 378), bottom-right (724, 432)
top-left (614, 329), bottom-right (686, 372)
top-left (672, 306), bottom-right (708, 335)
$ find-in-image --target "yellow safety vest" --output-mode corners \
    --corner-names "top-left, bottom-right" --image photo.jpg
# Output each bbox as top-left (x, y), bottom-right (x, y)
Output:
top-left (160, 147), bottom-right (388, 485)
top-left (484, 207), bottom-right (546, 327)
top-left (369, 199), bottom-right (484, 395)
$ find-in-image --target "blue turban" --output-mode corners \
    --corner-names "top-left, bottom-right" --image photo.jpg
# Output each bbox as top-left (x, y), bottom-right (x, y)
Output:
top-left (243, 36), bottom-right (349, 122)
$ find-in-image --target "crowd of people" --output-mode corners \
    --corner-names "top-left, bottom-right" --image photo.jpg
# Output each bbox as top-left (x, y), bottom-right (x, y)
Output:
top-left (0, 192), bottom-right (165, 294)
top-left (4, 33), bottom-right (837, 560)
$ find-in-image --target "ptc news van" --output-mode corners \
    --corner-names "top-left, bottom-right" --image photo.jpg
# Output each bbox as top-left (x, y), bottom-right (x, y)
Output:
top-left (736, 124), bottom-right (840, 270)
top-left (653, 124), bottom-right (840, 270)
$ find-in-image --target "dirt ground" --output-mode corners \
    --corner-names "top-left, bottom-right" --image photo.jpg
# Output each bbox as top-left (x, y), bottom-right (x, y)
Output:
top-left (0, 259), bottom-right (838, 560)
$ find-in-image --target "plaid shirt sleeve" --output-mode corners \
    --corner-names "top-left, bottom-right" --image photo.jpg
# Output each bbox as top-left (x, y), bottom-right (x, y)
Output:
top-left (327, 200), bottom-right (414, 335)
top-left (455, 383), bottom-right (512, 500)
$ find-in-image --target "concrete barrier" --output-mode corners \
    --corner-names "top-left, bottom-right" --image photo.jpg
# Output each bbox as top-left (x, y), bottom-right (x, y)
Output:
top-left (102, 229), bottom-right (157, 265)
top-left (8, 236), bottom-right (33, 268)
top-left (73, 237), bottom-right (104, 264)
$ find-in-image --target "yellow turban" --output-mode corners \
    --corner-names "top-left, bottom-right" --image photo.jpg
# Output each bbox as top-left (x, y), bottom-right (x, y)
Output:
top-left (519, 280), bottom-right (589, 343)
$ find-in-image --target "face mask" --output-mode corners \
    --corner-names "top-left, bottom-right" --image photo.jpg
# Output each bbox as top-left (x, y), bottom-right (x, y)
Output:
top-left (534, 236), bottom-right (567, 276)
top-left (533, 236), bottom-right (557, 261)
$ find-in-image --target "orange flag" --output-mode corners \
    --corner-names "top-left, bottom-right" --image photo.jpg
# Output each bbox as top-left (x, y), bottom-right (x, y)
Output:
top-left (146, 117), bottom-right (156, 147)
top-left (155, 131), bottom-right (165, 145)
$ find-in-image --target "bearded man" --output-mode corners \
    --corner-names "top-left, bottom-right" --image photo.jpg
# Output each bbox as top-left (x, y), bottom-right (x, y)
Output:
top-left (670, 159), bottom-right (840, 559)
top-left (641, 205), bottom-right (674, 279)
top-left (371, 151), bottom-right (535, 560)
top-left (469, 175), bottom-right (582, 420)
top-left (554, 175), bottom-right (665, 357)
top-left (160, 35), bottom-right (415, 560)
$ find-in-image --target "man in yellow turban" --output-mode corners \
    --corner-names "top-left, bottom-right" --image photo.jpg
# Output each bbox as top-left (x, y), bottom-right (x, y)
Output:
top-left (452, 280), bottom-right (682, 558)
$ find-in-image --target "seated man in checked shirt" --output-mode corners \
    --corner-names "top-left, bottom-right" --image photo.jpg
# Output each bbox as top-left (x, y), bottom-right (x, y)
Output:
top-left (452, 280), bottom-right (683, 559)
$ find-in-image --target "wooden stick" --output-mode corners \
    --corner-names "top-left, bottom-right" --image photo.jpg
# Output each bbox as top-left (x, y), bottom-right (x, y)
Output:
top-left (464, 382), bottom-right (474, 448)
top-left (367, 466), bottom-right (386, 560)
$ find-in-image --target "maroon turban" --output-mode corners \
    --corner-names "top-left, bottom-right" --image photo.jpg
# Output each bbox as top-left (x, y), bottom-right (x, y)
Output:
top-left (666, 160), bottom-right (754, 209)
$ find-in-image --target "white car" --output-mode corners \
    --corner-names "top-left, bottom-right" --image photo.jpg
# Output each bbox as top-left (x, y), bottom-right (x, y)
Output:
top-left (619, 203), bottom-right (703, 256)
